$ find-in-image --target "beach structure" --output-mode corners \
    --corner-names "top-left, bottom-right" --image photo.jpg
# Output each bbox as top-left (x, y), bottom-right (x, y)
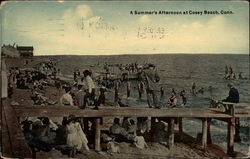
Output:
top-left (1, 45), bottom-right (20, 57)
top-left (17, 46), bottom-right (34, 57)
top-left (1, 45), bottom-right (34, 57)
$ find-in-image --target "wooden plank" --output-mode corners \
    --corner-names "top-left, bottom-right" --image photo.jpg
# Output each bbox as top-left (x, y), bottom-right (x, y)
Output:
top-left (178, 117), bottom-right (183, 141)
top-left (3, 100), bottom-right (32, 158)
top-left (227, 118), bottom-right (235, 156)
top-left (13, 107), bottom-right (250, 118)
top-left (168, 118), bottom-right (174, 149)
top-left (222, 102), bottom-right (250, 107)
top-left (1, 103), bottom-right (13, 158)
top-left (94, 118), bottom-right (101, 151)
top-left (202, 118), bottom-right (208, 150)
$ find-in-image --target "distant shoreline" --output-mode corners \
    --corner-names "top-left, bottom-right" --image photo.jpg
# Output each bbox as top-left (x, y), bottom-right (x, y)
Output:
top-left (33, 53), bottom-right (249, 57)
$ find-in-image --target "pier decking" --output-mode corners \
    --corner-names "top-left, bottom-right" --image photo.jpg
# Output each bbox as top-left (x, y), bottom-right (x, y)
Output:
top-left (13, 106), bottom-right (250, 118)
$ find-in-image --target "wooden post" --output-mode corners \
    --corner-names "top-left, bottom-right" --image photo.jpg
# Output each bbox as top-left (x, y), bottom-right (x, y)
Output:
top-left (168, 118), bottom-right (175, 149)
top-left (160, 87), bottom-right (164, 98)
top-left (227, 118), bottom-right (235, 156)
top-left (178, 117), bottom-right (183, 141)
top-left (207, 118), bottom-right (212, 144)
top-left (235, 117), bottom-right (241, 142)
top-left (150, 117), bottom-right (156, 141)
top-left (151, 117), bottom-right (156, 131)
top-left (94, 118), bottom-right (101, 151)
top-left (202, 118), bottom-right (208, 150)
top-left (114, 82), bottom-right (119, 102)
top-left (137, 84), bottom-right (142, 99)
top-left (228, 104), bottom-right (235, 116)
top-left (127, 82), bottom-right (131, 98)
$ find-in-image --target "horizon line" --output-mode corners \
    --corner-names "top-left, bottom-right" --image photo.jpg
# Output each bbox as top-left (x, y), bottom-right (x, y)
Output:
top-left (34, 53), bottom-right (249, 56)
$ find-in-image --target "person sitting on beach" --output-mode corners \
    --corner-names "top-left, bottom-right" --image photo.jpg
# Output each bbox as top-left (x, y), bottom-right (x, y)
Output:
top-left (60, 87), bottom-right (74, 106)
top-left (122, 117), bottom-right (130, 131)
top-left (22, 120), bottom-right (53, 152)
top-left (37, 117), bottom-right (56, 144)
top-left (17, 78), bottom-right (29, 89)
top-left (198, 87), bottom-right (204, 94)
top-left (127, 119), bottom-right (137, 136)
top-left (117, 97), bottom-right (129, 107)
top-left (238, 72), bottom-right (247, 79)
top-left (110, 118), bottom-right (129, 142)
top-left (168, 92), bottom-right (177, 108)
top-left (180, 90), bottom-right (187, 106)
top-left (137, 117), bottom-right (150, 135)
top-left (83, 70), bottom-right (96, 109)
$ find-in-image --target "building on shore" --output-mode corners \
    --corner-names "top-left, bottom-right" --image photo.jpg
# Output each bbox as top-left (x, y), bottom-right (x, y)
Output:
top-left (1, 44), bottom-right (34, 57)
top-left (1, 44), bottom-right (20, 57)
top-left (17, 46), bottom-right (34, 57)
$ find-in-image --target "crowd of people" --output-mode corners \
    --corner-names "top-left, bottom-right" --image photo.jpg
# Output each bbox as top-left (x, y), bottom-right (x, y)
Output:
top-left (224, 65), bottom-right (247, 80)
top-left (21, 115), bottom-right (89, 157)
top-left (20, 113), bottom-right (154, 157)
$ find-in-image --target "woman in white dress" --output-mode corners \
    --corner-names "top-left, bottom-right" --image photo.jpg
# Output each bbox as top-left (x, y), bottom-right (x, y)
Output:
top-left (66, 117), bottom-right (89, 151)
top-left (74, 119), bottom-right (89, 151)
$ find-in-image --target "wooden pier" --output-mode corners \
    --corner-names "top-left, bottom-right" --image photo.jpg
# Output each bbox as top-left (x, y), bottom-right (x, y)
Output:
top-left (1, 98), bottom-right (250, 158)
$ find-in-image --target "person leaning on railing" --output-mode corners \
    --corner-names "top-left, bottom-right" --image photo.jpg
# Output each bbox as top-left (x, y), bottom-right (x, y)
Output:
top-left (222, 83), bottom-right (239, 113)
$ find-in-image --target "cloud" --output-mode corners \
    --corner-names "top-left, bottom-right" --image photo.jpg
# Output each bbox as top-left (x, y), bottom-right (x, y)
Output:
top-left (138, 15), bottom-right (151, 24)
top-left (4, 3), bottom-right (248, 55)
top-left (21, 14), bottom-right (249, 55)
top-left (76, 5), bottom-right (92, 19)
top-left (63, 4), bottom-right (92, 20)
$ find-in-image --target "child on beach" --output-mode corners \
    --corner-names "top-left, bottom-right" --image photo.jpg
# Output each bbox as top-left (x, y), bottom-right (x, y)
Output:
top-left (60, 87), bottom-right (74, 106)
top-left (180, 90), bottom-right (187, 106)
top-left (168, 92), bottom-right (177, 108)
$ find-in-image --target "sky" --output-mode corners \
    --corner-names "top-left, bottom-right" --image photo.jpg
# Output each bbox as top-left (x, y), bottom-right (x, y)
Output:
top-left (0, 1), bottom-right (249, 55)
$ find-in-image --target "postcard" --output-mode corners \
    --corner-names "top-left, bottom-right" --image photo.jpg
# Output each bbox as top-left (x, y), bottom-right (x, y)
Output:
top-left (1, 0), bottom-right (249, 158)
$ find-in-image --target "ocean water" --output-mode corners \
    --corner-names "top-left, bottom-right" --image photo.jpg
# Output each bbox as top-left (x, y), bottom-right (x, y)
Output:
top-left (52, 54), bottom-right (249, 154)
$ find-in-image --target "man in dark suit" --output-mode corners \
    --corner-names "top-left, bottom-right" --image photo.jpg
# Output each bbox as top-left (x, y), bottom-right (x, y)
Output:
top-left (223, 83), bottom-right (239, 103)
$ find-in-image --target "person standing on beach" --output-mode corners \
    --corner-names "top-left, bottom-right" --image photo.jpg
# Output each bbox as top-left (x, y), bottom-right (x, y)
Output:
top-left (75, 84), bottom-right (85, 109)
top-left (180, 90), bottom-right (187, 106)
top-left (140, 66), bottom-right (160, 108)
top-left (171, 88), bottom-right (176, 95)
top-left (83, 70), bottom-right (96, 109)
top-left (225, 65), bottom-right (228, 75)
